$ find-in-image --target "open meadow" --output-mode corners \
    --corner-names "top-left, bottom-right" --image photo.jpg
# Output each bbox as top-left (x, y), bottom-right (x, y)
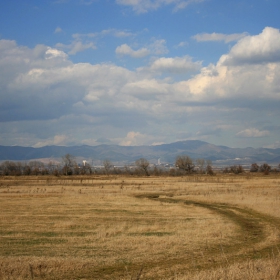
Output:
top-left (0, 174), bottom-right (280, 279)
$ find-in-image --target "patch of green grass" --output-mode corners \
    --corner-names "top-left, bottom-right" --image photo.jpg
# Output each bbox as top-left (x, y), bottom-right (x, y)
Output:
top-left (143, 231), bottom-right (173, 236)
top-left (34, 231), bottom-right (60, 237)
top-left (0, 230), bottom-right (14, 235)
top-left (36, 230), bottom-right (95, 237)
top-left (1, 237), bottom-right (66, 246)
top-left (185, 218), bottom-right (194, 221)
top-left (129, 231), bottom-right (173, 237)
top-left (65, 231), bottom-right (95, 237)
top-left (115, 258), bottom-right (133, 265)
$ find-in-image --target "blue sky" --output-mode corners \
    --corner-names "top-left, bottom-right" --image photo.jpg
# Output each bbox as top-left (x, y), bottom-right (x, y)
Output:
top-left (0, 0), bottom-right (280, 149)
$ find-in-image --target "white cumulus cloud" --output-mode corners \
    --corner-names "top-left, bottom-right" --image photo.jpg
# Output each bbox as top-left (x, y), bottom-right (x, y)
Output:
top-left (236, 128), bottom-right (270, 138)
top-left (149, 56), bottom-right (202, 73)
top-left (119, 131), bottom-right (158, 146)
top-left (224, 27), bottom-right (280, 65)
top-left (34, 135), bottom-right (68, 148)
top-left (115, 44), bottom-right (150, 58)
top-left (1, 27), bottom-right (280, 147)
top-left (56, 40), bottom-right (96, 55)
top-left (45, 47), bottom-right (68, 60)
top-left (193, 32), bottom-right (248, 43)
top-left (115, 39), bottom-right (168, 58)
top-left (116, 0), bottom-right (205, 13)
top-left (54, 27), bottom-right (63, 34)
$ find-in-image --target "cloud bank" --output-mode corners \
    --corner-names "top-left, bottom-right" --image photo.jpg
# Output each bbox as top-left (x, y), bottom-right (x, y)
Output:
top-left (193, 32), bottom-right (248, 43)
top-left (116, 0), bottom-right (205, 13)
top-left (0, 27), bottom-right (280, 147)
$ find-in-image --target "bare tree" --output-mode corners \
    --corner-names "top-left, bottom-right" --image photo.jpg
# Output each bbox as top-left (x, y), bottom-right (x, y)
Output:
top-left (196, 158), bottom-right (205, 173)
top-left (224, 165), bottom-right (244, 174)
top-left (135, 158), bottom-right (150, 176)
top-left (103, 160), bottom-right (113, 175)
top-left (152, 165), bottom-right (161, 176)
top-left (23, 162), bottom-right (31, 175)
top-left (47, 161), bottom-right (59, 175)
top-left (1, 161), bottom-right (22, 176)
top-left (175, 155), bottom-right (195, 174)
top-left (250, 163), bottom-right (259, 172)
top-left (29, 161), bottom-right (44, 175)
top-left (259, 163), bottom-right (271, 175)
top-left (81, 162), bottom-right (92, 175)
top-left (206, 164), bottom-right (215, 175)
top-left (62, 154), bottom-right (76, 175)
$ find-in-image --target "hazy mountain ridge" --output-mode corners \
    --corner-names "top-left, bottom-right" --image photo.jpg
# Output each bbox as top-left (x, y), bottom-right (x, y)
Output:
top-left (0, 140), bottom-right (280, 165)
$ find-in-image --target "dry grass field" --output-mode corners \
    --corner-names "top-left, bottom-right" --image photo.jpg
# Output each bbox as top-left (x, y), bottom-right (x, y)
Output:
top-left (0, 174), bottom-right (280, 279)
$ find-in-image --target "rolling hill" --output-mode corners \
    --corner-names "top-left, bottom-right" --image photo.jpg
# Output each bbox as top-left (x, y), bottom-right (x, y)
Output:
top-left (0, 140), bottom-right (280, 166)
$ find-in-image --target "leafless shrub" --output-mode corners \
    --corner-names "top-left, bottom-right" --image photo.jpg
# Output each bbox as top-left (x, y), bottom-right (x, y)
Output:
top-left (135, 158), bottom-right (150, 176)
top-left (175, 155), bottom-right (195, 174)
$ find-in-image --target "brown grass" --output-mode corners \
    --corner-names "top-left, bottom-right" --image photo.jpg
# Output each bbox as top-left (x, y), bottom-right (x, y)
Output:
top-left (0, 174), bottom-right (279, 279)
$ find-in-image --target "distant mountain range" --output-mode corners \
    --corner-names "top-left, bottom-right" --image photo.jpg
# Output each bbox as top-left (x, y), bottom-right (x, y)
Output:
top-left (0, 140), bottom-right (280, 166)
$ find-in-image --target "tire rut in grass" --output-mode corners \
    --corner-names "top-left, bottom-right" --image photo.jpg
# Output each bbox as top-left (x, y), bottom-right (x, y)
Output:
top-left (131, 193), bottom-right (280, 276)
top-left (48, 194), bottom-right (280, 279)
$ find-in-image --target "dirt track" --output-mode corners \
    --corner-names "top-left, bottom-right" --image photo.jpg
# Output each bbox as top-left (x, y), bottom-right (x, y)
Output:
top-left (1, 176), bottom-right (280, 279)
top-left (129, 193), bottom-right (280, 278)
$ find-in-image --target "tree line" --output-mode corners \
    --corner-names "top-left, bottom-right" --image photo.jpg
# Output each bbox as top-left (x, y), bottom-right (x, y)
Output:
top-left (0, 154), bottom-right (279, 176)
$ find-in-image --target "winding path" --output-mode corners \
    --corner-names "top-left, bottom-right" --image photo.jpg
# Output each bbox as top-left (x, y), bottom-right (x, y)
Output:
top-left (132, 193), bottom-right (280, 276)
top-left (68, 193), bottom-right (280, 279)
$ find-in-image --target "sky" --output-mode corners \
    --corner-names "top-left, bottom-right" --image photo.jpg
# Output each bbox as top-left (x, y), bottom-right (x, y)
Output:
top-left (0, 0), bottom-right (280, 149)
